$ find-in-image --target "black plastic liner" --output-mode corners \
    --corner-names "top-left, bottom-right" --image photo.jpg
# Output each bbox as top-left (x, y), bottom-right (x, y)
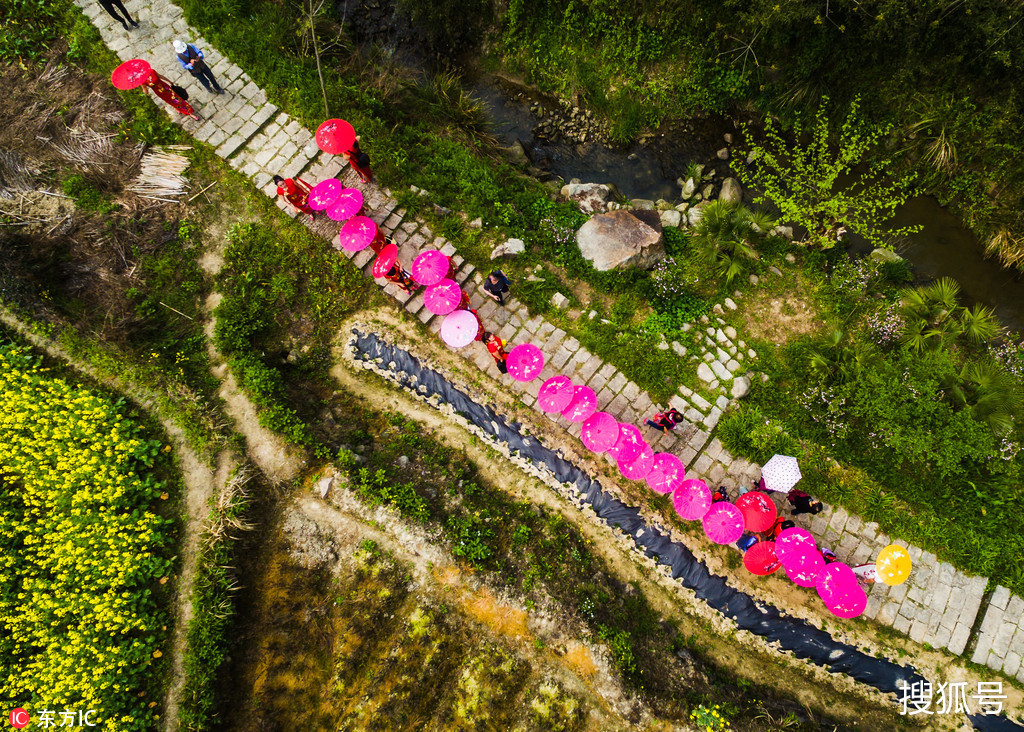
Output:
top-left (351, 331), bottom-right (1023, 727)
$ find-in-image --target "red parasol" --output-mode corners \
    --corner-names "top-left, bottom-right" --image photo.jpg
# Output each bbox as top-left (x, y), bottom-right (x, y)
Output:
top-left (326, 188), bottom-right (363, 221)
top-left (784, 547), bottom-right (825, 587)
top-left (111, 59), bottom-right (152, 90)
top-left (775, 527), bottom-right (817, 569)
top-left (645, 452), bottom-right (685, 495)
top-left (581, 411), bottom-right (619, 452)
top-left (411, 249), bottom-right (451, 286)
top-left (315, 119), bottom-right (356, 155)
top-left (371, 244), bottom-right (398, 278)
top-left (671, 479), bottom-right (712, 520)
top-left (308, 178), bottom-right (343, 211)
top-left (423, 278), bottom-right (463, 315)
top-left (606, 423), bottom-right (644, 463)
top-left (562, 385), bottom-right (597, 422)
top-left (618, 442), bottom-right (654, 481)
top-left (506, 344), bottom-right (544, 382)
top-left (538, 376), bottom-right (575, 413)
top-left (440, 309), bottom-right (480, 349)
top-left (702, 502), bottom-right (746, 544)
top-left (744, 541), bottom-right (782, 575)
top-left (735, 491), bottom-right (778, 533)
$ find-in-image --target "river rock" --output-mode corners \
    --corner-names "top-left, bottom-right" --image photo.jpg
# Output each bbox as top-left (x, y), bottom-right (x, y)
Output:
top-left (717, 147), bottom-right (730, 160)
top-left (687, 201), bottom-right (709, 227)
top-left (551, 292), bottom-right (569, 309)
top-left (680, 177), bottom-right (697, 198)
top-left (503, 140), bottom-right (530, 165)
top-left (701, 184), bottom-right (714, 199)
top-left (490, 238), bottom-right (526, 259)
top-left (576, 209), bottom-right (665, 271)
top-left (560, 182), bottom-right (612, 215)
top-left (660, 209), bottom-right (681, 228)
top-left (870, 247), bottom-right (903, 264)
top-left (731, 376), bottom-right (751, 399)
top-left (630, 198), bottom-right (655, 210)
top-left (771, 225), bottom-right (794, 240)
top-left (719, 177), bottom-right (743, 205)
top-left (655, 199), bottom-right (675, 211)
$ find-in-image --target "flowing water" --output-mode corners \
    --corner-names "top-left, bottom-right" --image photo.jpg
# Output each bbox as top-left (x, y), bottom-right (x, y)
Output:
top-left (471, 77), bottom-right (1024, 333)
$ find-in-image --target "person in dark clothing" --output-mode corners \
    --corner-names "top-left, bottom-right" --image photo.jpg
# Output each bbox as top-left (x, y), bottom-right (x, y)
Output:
top-left (645, 407), bottom-right (684, 432)
top-left (787, 488), bottom-right (824, 516)
top-left (736, 533), bottom-right (759, 552)
top-left (483, 270), bottom-right (511, 305)
top-left (712, 485), bottom-right (730, 503)
top-left (99, 0), bottom-right (138, 29)
top-left (819, 547), bottom-right (838, 564)
top-left (173, 40), bottom-right (224, 94)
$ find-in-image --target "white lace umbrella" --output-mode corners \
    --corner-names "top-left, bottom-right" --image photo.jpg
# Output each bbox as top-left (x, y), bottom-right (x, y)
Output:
top-left (761, 454), bottom-right (802, 492)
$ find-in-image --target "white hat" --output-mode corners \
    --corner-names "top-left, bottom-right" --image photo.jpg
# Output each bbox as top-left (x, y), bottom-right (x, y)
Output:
top-left (172, 40), bottom-right (187, 54)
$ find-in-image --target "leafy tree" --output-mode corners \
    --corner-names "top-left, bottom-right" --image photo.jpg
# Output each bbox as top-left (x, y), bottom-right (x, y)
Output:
top-left (691, 200), bottom-right (773, 284)
top-left (738, 97), bottom-right (920, 249)
top-left (899, 277), bottom-right (1002, 352)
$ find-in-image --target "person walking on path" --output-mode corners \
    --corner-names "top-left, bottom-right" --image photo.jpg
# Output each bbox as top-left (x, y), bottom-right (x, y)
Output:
top-left (736, 533), bottom-right (759, 552)
top-left (482, 331), bottom-right (509, 374)
top-left (272, 175), bottom-right (315, 220)
top-left (98, 0), bottom-right (138, 30)
top-left (173, 40), bottom-right (224, 95)
top-left (344, 137), bottom-right (373, 184)
top-left (383, 263), bottom-right (417, 295)
top-left (764, 516), bottom-right (795, 541)
top-left (645, 407), bottom-right (683, 432)
top-left (787, 488), bottom-right (824, 516)
top-left (143, 69), bottom-right (199, 121)
top-left (483, 270), bottom-right (511, 305)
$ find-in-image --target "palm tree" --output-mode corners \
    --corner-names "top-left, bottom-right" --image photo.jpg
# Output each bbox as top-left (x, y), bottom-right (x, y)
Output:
top-left (959, 303), bottom-right (1001, 345)
top-left (899, 277), bottom-right (963, 352)
top-left (943, 360), bottom-right (1021, 434)
top-left (807, 326), bottom-right (879, 383)
top-left (692, 201), bottom-right (774, 285)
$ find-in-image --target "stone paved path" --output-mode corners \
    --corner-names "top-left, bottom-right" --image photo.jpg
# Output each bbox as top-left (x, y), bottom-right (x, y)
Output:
top-left (75, 0), bottom-right (1022, 684)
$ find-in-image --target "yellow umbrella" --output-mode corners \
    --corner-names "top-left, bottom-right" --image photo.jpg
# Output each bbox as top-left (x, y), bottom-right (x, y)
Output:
top-left (875, 544), bottom-right (912, 586)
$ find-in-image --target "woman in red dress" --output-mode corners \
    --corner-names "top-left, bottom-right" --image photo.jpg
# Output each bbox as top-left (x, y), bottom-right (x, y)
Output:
top-left (482, 331), bottom-right (508, 373)
top-left (143, 69), bottom-right (199, 120)
top-left (383, 263), bottom-right (417, 294)
top-left (343, 137), bottom-right (373, 184)
top-left (272, 176), bottom-right (315, 220)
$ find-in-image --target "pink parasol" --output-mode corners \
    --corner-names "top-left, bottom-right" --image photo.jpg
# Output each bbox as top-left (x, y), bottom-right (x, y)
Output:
top-left (506, 344), bottom-right (545, 382)
top-left (111, 59), bottom-right (152, 90)
top-left (371, 244), bottom-right (398, 278)
top-left (562, 385), bottom-right (597, 422)
top-left (671, 479), bottom-right (712, 520)
top-left (339, 215), bottom-right (379, 252)
top-left (702, 502), bottom-right (745, 544)
top-left (775, 527), bottom-right (817, 568)
top-left (538, 376), bottom-right (575, 413)
top-left (326, 188), bottom-right (363, 221)
top-left (744, 541), bottom-right (782, 575)
top-left (308, 178), bottom-right (343, 211)
top-left (645, 453), bottom-right (685, 495)
top-left (818, 566), bottom-right (868, 618)
top-left (581, 412), bottom-right (619, 452)
top-left (315, 119), bottom-right (356, 155)
top-left (439, 309), bottom-right (480, 349)
top-left (606, 423), bottom-right (644, 463)
top-left (411, 249), bottom-right (451, 286)
top-left (735, 491), bottom-right (778, 533)
top-left (618, 442), bottom-right (654, 481)
top-left (784, 547), bottom-right (825, 587)
top-left (423, 279), bottom-right (463, 315)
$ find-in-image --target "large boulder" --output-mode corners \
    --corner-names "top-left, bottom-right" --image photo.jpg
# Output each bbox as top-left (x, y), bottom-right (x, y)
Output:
top-left (560, 182), bottom-right (612, 215)
top-left (490, 238), bottom-right (526, 259)
top-left (719, 177), bottom-right (743, 204)
top-left (576, 209), bottom-right (665, 271)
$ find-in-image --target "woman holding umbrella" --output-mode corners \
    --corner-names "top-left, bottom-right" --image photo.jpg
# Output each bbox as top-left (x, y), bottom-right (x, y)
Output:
top-left (272, 175), bottom-right (315, 221)
top-left (143, 69), bottom-right (200, 121)
top-left (383, 263), bottom-right (417, 295)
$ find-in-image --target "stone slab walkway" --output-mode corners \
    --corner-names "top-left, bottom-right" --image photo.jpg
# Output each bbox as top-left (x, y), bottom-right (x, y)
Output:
top-left (74, 0), bottom-right (1021, 684)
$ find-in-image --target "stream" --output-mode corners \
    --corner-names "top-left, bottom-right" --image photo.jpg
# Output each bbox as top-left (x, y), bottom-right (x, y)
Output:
top-left (471, 78), bottom-right (1024, 333)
